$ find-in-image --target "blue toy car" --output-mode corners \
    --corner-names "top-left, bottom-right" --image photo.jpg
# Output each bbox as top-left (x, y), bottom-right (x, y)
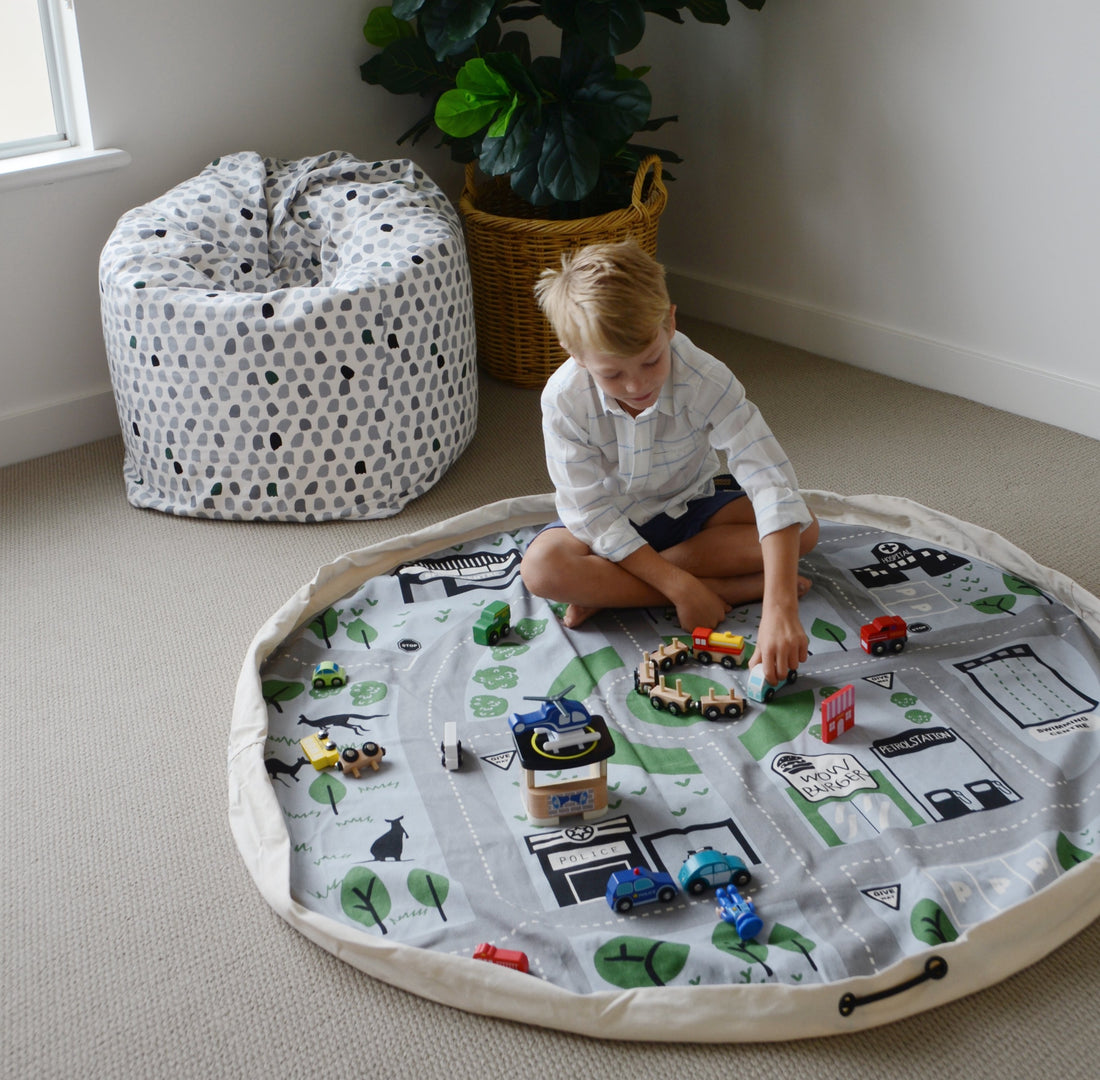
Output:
top-left (606, 867), bottom-right (679, 913)
top-left (677, 848), bottom-right (752, 895)
top-left (715, 885), bottom-right (763, 940)
top-left (744, 665), bottom-right (797, 703)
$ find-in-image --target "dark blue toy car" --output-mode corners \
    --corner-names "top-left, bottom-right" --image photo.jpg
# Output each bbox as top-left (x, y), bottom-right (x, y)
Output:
top-left (714, 885), bottom-right (763, 940)
top-left (605, 867), bottom-right (679, 913)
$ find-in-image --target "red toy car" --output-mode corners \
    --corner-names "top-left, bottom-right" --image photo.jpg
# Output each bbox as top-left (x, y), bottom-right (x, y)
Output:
top-left (860, 616), bottom-right (908, 656)
top-left (472, 942), bottom-right (529, 973)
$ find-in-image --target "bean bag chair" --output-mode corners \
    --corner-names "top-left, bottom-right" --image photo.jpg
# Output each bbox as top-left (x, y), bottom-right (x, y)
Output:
top-left (99, 151), bottom-right (478, 521)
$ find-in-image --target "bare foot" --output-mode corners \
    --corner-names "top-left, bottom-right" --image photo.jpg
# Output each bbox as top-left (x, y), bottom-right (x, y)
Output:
top-left (563, 602), bottom-right (602, 628)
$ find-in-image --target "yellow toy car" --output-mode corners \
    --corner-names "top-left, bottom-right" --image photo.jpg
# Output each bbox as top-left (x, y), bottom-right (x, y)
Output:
top-left (300, 730), bottom-right (340, 770)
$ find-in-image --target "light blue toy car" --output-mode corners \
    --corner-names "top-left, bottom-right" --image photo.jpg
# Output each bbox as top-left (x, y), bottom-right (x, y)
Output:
top-left (677, 848), bottom-right (752, 895)
top-left (744, 665), bottom-right (797, 703)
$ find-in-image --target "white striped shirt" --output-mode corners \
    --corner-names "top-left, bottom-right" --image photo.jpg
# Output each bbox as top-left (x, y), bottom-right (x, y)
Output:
top-left (541, 331), bottom-right (812, 561)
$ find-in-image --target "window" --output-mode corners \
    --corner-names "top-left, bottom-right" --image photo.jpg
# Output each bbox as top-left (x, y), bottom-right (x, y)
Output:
top-left (1, 0), bottom-right (73, 159)
top-left (0, 0), bottom-right (128, 188)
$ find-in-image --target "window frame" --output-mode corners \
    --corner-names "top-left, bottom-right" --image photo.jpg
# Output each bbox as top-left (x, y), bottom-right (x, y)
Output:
top-left (0, 0), bottom-right (129, 191)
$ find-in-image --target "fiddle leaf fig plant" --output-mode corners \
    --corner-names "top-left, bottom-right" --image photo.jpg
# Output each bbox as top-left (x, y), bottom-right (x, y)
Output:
top-left (362, 0), bottom-right (766, 215)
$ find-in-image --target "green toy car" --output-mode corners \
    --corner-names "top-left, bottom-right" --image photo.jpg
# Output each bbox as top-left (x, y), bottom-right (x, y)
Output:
top-left (472, 600), bottom-right (511, 646)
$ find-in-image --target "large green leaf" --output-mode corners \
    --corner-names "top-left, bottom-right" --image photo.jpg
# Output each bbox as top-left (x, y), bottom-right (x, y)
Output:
top-left (360, 36), bottom-right (452, 96)
top-left (538, 110), bottom-right (604, 203)
top-left (573, 73), bottom-right (651, 151)
top-left (419, 0), bottom-right (498, 59)
top-left (363, 7), bottom-right (416, 48)
top-left (435, 58), bottom-right (514, 137)
top-left (575, 0), bottom-right (647, 55)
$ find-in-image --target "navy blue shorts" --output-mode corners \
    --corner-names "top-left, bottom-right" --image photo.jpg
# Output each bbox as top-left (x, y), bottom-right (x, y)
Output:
top-left (542, 474), bottom-right (745, 553)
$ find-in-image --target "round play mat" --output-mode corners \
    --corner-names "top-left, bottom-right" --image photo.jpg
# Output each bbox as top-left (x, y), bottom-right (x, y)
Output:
top-left (228, 491), bottom-right (1100, 1041)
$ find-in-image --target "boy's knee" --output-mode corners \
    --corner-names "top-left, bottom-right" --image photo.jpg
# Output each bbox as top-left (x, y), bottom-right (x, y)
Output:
top-left (519, 548), bottom-right (555, 599)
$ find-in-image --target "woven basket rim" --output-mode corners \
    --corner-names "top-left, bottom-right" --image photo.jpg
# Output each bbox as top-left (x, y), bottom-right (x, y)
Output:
top-left (459, 157), bottom-right (667, 236)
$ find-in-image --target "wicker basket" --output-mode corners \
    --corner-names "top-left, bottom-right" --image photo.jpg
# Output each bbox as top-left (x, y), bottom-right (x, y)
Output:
top-left (459, 156), bottom-right (668, 388)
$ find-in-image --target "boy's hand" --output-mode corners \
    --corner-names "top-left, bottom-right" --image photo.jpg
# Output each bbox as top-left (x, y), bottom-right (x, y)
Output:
top-left (668, 575), bottom-right (731, 638)
top-left (749, 522), bottom-right (810, 686)
top-left (750, 601), bottom-right (809, 687)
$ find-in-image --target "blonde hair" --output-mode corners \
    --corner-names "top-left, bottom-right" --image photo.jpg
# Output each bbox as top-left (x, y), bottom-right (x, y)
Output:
top-left (534, 240), bottom-right (671, 359)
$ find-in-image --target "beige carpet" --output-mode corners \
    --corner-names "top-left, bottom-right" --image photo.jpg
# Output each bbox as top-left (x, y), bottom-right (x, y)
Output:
top-left (4, 316), bottom-right (1099, 1078)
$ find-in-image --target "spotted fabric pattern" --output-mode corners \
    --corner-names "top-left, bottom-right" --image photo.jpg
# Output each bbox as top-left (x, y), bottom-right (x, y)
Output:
top-left (100, 152), bottom-right (478, 521)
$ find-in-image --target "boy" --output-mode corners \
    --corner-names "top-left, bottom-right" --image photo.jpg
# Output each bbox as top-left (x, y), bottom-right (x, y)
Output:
top-left (520, 240), bottom-right (819, 688)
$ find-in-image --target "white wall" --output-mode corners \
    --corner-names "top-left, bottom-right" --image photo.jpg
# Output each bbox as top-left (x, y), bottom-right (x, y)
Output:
top-left (2, 0), bottom-right (1097, 467)
top-left (0, 0), bottom-right (458, 466)
top-left (651, 0), bottom-right (1100, 439)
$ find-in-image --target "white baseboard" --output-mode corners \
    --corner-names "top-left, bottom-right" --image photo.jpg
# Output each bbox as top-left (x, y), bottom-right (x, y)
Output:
top-left (668, 270), bottom-right (1100, 443)
top-left (0, 388), bottom-right (120, 468)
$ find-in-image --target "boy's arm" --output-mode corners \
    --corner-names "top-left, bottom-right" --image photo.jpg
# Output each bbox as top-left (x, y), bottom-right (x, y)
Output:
top-left (618, 544), bottom-right (730, 633)
top-left (750, 522), bottom-right (809, 686)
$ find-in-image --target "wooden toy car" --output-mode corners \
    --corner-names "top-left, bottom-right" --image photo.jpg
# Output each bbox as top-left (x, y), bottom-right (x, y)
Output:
top-left (472, 600), bottom-right (511, 645)
top-left (860, 615), bottom-right (908, 655)
top-left (691, 627), bottom-right (749, 668)
top-left (336, 741), bottom-right (386, 777)
top-left (745, 665), bottom-right (797, 703)
top-left (312, 661), bottom-right (347, 689)
top-left (472, 942), bottom-right (529, 972)
top-left (606, 867), bottom-right (679, 913)
top-left (300, 730), bottom-right (339, 770)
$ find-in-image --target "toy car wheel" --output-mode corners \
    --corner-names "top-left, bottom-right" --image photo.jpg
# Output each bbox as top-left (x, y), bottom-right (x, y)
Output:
top-left (721, 656), bottom-right (736, 669)
top-left (615, 897), bottom-right (634, 913)
top-left (703, 705), bottom-right (722, 721)
top-left (440, 743), bottom-right (446, 766)
top-left (675, 652), bottom-right (689, 666)
top-left (650, 696), bottom-right (666, 711)
top-left (313, 678), bottom-right (325, 689)
top-left (786, 670), bottom-right (798, 685)
top-left (688, 879), bottom-right (708, 895)
top-left (501, 624), bottom-right (510, 637)
top-left (659, 657), bottom-right (674, 671)
top-left (487, 630), bottom-right (499, 646)
top-left (341, 747), bottom-right (358, 763)
top-left (696, 652), bottom-right (712, 665)
top-left (873, 643), bottom-right (887, 656)
top-left (657, 886), bottom-right (677, 903)
top-left (891, 640), bottom-right (906, 653)
top-left (666, 701), bottom-right (682, 716)
top-left (762, 688), bottom-right (775, 703)
top-left (732, 867), bottom-right (751, 888)
top-left (725, 702), bottom-right (743, 719)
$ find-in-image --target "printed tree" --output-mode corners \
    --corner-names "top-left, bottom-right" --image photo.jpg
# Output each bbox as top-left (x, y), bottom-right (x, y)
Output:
top-left (341, 867), bottom-right (392, 935)
top-left (812, 618), bottom-right (848, 651)
top-left (768, 924), bottom-right (819, 972)
top-left (1056, 833), bottom-right (1093, 870)
top-left (712, 922), bottom-right (773, 977)
top-left (262, 679), bottom-right (304, 712)
top-left (407, 869), bottom-right (451, 922)
top-left (309, 608), bottom-right (340, 648)
top-left (309, 772), bottom-right (346, 816)
top-left (910, 898), bottom-right (958, 946)
top-left (593, 937), bottom-right (689, 989)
